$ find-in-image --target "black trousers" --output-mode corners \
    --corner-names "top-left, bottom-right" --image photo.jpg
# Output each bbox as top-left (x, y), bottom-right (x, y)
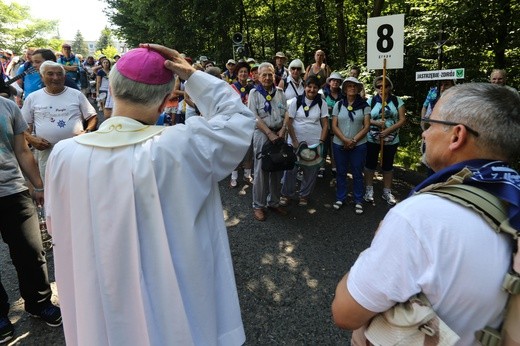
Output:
top-left (0, 190), bottom-right (52, 316)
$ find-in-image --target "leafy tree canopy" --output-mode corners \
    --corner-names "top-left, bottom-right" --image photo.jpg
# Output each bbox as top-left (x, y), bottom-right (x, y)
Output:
top-left (0, 0), bottom-right (58, 54)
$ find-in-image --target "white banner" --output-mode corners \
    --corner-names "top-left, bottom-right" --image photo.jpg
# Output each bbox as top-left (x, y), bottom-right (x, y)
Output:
top-left (415, 68), bottom-right (465, 81)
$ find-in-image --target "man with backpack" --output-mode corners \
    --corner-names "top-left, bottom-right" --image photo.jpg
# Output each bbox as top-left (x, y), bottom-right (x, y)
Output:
top-left (57, 43), bottom-right (81, 88)
top-left (332, 83), bottom-right (520, 345)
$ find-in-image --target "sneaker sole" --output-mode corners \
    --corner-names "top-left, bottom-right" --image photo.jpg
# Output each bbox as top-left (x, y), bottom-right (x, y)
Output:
top-left (30, 314), bottom-right (63, 327)
top-left (0, 333), bottom-right (14, 344)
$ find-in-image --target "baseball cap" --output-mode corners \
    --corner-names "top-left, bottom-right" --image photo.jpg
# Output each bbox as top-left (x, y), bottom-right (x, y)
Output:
top-left (227, 59), bottom-right (236, 65)
top-left (116, 48), bottom-right (173, 85)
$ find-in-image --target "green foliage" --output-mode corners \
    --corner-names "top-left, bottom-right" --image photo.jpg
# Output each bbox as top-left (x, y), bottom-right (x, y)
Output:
top-left (0, 0), bottom-right (57, 53)
top-left (72, 31), bottom-right (89, 57)
top-left (95, 46), bottom-right (118, 60)
top-left (96, 27), bottom-right (113, 51)
top-left (103, 0), bottom-right (520, 170)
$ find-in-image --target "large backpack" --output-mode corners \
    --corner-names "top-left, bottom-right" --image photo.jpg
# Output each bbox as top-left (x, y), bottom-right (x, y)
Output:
top-left (417, 168), bottom-right (520, 346)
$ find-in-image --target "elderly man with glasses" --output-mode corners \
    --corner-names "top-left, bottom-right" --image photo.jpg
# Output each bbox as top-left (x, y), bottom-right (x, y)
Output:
top-left (332, 83), bottom-right (520, 345)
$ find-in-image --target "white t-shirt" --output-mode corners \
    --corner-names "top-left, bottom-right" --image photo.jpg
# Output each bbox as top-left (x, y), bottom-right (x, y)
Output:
top-left (347, 194), bottom-right (511, 345)
top-left (287, 96), bottom-right (328, 145)
top-left (22, 87), bottom-right (97, 145)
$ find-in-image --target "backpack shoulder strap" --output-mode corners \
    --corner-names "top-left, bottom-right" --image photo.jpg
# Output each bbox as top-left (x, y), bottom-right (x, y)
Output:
top-left (423, 184), bottom-right (515, 237)
top-left (283, 77), bottom-right (289, 91)
top-left (390, 95), bottom-right (399, 109)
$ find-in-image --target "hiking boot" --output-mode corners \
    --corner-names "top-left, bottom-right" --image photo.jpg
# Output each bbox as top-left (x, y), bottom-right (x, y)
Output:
top-left (0, 317), bottom-right (14, 344)
top-left (382, 192), bottom-right (397, 206)
top-left (27, 303), bottom-right (62, 327)
top-left (364, 189), bottom-right (374, 203)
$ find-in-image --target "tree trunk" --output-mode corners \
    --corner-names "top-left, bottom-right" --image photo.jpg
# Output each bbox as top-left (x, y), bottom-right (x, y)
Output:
top-left (372, 0), bottom-right (384, 17)
top-left (493, 0), bottom-right (510, 68)
top-left (335, 0), bottom-right (347, 64)
top-left (315, 0), bottom-right (328, 48)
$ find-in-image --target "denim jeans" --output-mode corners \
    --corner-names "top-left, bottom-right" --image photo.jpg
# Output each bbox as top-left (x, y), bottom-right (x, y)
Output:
top-left (0, 190), bottom-right (52, 316)
top-left (333, 143), bottom-right (367, 204)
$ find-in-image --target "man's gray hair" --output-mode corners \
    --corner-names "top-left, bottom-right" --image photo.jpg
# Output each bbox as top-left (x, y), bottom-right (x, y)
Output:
top-left (258, 62), bottom-right (274, 72)
top-left (109, 65), bottom-right (175, 108)
top-left (39, 61), bottom-right (64, 75)
top-left (437, 83), bottom-right (520, 160)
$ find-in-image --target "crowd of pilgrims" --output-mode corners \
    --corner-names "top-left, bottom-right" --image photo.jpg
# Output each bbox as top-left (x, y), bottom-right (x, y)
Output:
top-left (160, 49), bottom-right (408, 220)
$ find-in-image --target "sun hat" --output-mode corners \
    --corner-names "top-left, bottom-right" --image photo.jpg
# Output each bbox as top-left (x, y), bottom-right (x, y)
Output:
top-left (274, 51), bottom-right (287, 60)
top-left (364, 294), bottom-right (460, 346)
top-left (326, 72), bottom-right (344, 84)
top-left (288, 59), bottom-right (305, 71)
top-left (341, 76), bottom-right (363, 91)
top-left (373, 75), bottom-right (394, 90)
top-left (116, 48), bottom-right (173, 85)
top-left (296, 142), bottom-right (323, 167)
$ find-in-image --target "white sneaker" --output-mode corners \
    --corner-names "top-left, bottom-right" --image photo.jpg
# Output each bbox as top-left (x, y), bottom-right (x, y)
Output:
top-left (382, 192), bottom-right (397, 206)
top-left (355, 203), bottom-right (364, 214)
top-left (333, 201), bottom-right (343, 210)
top-left (230, 179), bottom-right (238, 188)
top-left (364, 189), bottom-right (374, 203)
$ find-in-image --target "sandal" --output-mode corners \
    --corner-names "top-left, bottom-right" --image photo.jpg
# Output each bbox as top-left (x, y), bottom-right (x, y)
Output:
top-left (355, 203), bottom-right (364, 215)
top-left (298, 197), bottom-right (308, 207)
top-left (333, 201), bottom-right (343, 210)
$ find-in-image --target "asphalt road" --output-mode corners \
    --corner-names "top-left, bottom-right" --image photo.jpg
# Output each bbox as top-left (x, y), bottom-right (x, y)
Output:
top-left (0, 166), bottom-right (425, 345)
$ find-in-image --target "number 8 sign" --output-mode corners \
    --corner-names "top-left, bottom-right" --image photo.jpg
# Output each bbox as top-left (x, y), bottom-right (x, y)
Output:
top-left (367, 14), bottom-right (404, 69)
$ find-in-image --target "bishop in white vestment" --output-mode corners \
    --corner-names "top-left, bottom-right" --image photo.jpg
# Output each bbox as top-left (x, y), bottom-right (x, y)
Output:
top-left (45, 45), bottom-right (254, 346)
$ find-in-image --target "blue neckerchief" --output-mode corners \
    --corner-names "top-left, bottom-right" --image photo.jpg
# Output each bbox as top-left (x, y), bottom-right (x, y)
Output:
top-left (411, 159), bottom-right (520, 231)
top-left (373, 94), bottom-right (393, 115)
top-left (256, 85), bottom-right (276, 114)
top-left (233, 81), bottom-right (251, 101)
top-left (342, 95), bottom-right (368, 121)
top-left (299, 95), bottom-right (321, 117)
top-left (322, 85), bottom-right (342, 101)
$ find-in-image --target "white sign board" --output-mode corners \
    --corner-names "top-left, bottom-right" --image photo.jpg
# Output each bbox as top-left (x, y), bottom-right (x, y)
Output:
top-left (415, 68), bottom-right (465, 81)
top-left (367, 14), bottom-right (405, 69)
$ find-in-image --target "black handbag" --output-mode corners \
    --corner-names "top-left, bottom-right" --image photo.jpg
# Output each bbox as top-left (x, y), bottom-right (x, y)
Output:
top-left (256, 139), bottom-right (297, 172)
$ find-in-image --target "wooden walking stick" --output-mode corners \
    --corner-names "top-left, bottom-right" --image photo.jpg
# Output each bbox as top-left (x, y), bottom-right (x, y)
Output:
top-left (380, 58), bottom-right (387, 164)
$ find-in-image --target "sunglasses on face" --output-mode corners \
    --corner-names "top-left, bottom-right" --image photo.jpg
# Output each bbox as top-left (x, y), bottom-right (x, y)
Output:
top-left (375, 84), bottom-right (389, 89)
top-left (291, 67), bottom-right (302, 71)
top-left (421, 117), bottom-right (480, 137)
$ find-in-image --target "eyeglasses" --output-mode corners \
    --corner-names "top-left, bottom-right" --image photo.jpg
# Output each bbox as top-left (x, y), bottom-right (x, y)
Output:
top-left (421, 117), bottom-right (479, 137)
